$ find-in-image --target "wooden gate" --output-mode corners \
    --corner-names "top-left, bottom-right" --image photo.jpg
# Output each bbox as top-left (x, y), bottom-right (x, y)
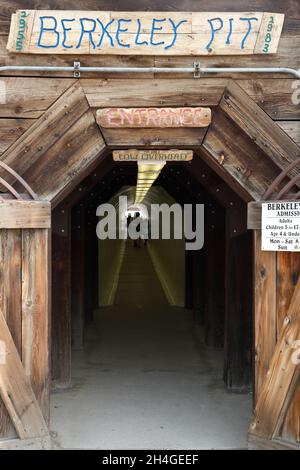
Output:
top-left (0, 166), bottom-right (50, 448)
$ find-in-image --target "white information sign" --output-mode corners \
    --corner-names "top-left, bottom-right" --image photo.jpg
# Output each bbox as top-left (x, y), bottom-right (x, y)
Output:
top-left (262, 201), bottom-right (300, 252)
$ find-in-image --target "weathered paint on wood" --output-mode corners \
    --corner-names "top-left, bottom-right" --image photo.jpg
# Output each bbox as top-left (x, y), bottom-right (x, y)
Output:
top-left (97, 107), bottom-right (211, 128)
top-left (0, 200), bottom-right (51, 229)
top-left (7, 10), bottom-right (284, 55)
top-left (113, 149), bottom-right (193, 161)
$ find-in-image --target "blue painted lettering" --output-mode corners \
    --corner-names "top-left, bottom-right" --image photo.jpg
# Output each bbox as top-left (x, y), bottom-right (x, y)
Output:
top-left (76, 18), bottom-right (97, 49)
top-left (135, 18), bottom-right (148, 46)
top-left (61, 18), bottom-right (75, 49)
top-left (239, 17), bottom-right (258, 49)
top-left (206, 17), bottom-right (224, 50)
top-left (165, 18), bottom-right (188, 50)
top-left (116, 19), bottom-right (131, 48)
top-left (38, 16), bottom-right (59, 48)
top-left (226, 17), bottom-right (233, 44)
top-left (150, 18), bottom-right (166, 46)
top-left (96, 19), bottom-right (115, 47)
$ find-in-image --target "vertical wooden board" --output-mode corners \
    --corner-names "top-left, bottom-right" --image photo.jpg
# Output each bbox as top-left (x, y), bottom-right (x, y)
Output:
top-left (0, 229), bottom-right (22, 438)
top-left (224, 230), bottom-right (253, 391)
top-left (277, 252), bottom-right (300, 443)
top-left (250, 277), bottom-right (300, 440)
top-left (253, 230), bottom-right (277, 403)
top-left (22, 228), bottom-right (50, 424)
top-left (71, 206), bottom-right (86, 350)
top-left (52, 208), bottom-right (71, 388)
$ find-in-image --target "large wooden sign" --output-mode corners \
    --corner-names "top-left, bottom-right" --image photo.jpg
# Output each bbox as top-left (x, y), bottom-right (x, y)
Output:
top-left (113, 149), bottom-right (193, 162)
top-left (7, 11), bottom-right (284, 55)
top-left (96, 107), bottom-right (211, 128)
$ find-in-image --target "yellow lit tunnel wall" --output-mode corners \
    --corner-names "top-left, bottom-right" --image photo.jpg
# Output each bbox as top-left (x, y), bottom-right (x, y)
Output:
top-left (98, 186), bottom-right (185, 307)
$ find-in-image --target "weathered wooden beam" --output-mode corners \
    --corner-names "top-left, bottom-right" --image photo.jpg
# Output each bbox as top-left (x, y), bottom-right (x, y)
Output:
top-left (250, 275), bottom-right (300, 440)
top-left (0, 200), bottom-right (51, 229)
top-left (253, 230), bottom-right (277, 403)
top-left (0, 309), bottom-right (49, 438)
top-left (52, 206), bottom-right (71, 389)
top-left (219, 81), bottom-right (300, 181)
top-left (0, 229), bottom-right (21, 439)
top-left (22, 229), bottom-right (51, 423)
top-left (277, 252), bottom-right (300, 443)
top-left (247, 201), bottom-right (261, 230)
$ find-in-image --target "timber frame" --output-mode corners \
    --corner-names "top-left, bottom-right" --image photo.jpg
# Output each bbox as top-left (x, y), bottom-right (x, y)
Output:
top-left (0, 70), bottom-right (300, 448)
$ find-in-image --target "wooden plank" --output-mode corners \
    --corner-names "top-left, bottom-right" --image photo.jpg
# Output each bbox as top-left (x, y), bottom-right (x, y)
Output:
top-left (249, 276), bottom-right (300, 440)
top-left (6, 10), bottom-right (284, 55)
top-left (82, 78), bottom-right (227, 108)
top-left (0, 82), bottom-right (89, 184)
top-left (0, 229), bottom-right (21, 439)
top-left (52, 206), bottom-right (71, 388)
top-left (97, 107), bottom-right (211, 128)
top-left (0, 200), bottom-right (51, 228)
top-left (248, 201), bottom-right (262, 230)
top-left (19, 109), bottom-right (106, 206)
top-left (0, 78), bottom-right (75, 118)
top-left (0, 308), bottom-right (48, 438)
top-left (22, 229), bottom-right (50, 423)
top-left (0, 119), bottom-right (35, 155)
top-left (277, 252), bottom-right (300, 443)
top-left (113, 149), bottom-right (193, 161)
top-left (237, 79), bottom-right (300, 120)
top-left (224, 231), bottom-right (252, 391)
top-left (253, 230), bottom-right (277, 403)
top-left (71, 205), bottom-right (86, 350)
top-left (278, 122), bottom-right (300, 145)
top-left (248, 433), bottom-right (300, 450)
top-left (219, 81), bottom-right (300, 180)
top-left (102, 127), bottom-right (206, 148)
top-left (203, 106), bottom-right (282, 202)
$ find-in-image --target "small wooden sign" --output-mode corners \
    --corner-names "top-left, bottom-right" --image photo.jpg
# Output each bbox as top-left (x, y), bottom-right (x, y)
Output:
top-left (97, 107), bottom-right (211, 128)
top-left (113, 149), bottom-right (193, 162)
top-left (7, 11), bottom-right (284, 55)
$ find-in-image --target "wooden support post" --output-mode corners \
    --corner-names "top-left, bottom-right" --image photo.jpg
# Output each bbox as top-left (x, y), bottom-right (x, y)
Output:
top-left (71, 204), bottom-right (86, 350)
top-left (223, 230), bottom-right (253, 391)
top-left (204, 209), bottom-right (225, 348)
top-left (253, 230), bottom-right (277, 403)
top-left (52, 206), bottom-right (71, 388)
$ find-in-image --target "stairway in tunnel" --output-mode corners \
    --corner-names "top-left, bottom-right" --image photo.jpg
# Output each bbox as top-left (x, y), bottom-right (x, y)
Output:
top-left (51, 242), bottom-right (251, 450)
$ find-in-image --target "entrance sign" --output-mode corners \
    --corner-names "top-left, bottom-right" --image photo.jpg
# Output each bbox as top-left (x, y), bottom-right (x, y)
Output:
top-left (261, 201), bottom-right (300, 252)
top-left (113, 149), bottom-right (193, 162)
top-left (97, 107), bottom-right (211, 128)
top-left (7, 11), bottom-right (284, 55)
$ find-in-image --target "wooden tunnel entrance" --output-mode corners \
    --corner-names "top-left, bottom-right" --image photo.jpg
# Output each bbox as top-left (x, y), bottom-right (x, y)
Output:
top-left (0, 78), bottom-right (300, 449)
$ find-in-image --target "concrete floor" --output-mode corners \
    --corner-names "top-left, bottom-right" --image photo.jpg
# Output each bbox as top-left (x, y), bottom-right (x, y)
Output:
top-left (51, 243), bottom-right (252, 449)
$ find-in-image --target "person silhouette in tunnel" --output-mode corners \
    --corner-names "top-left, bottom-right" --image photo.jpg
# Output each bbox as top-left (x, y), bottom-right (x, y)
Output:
top-left (133, 212), bottom-right (142, 248)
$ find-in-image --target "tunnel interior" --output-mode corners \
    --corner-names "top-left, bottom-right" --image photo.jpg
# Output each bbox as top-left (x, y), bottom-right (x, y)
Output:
top-left (50, 153), bottom-right (253, 449)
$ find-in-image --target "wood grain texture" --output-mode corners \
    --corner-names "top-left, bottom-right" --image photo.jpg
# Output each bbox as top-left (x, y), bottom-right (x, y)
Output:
top-left (250, 276), bottom-right (300, 440)
top-left (0, 78), bottom-right (75, 118)
top-left (22, 228), bottom-right (50, 423)
top-left (6, 10), bottom-right (284, 55)
top-left (0, 119), bottom-right (35, 155)
top-left (0, 200), bottom-right (51, 228)
top-left (97, 107), bottom-right (211, 128)
top-left (0, 308), bottom-right (48, 438)
top-left (0, 229), bottom-right (21, 438)
top-left (277, 252), bottom-right (300, 443)
top-left (253, 230), bottom-right (277, 403)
